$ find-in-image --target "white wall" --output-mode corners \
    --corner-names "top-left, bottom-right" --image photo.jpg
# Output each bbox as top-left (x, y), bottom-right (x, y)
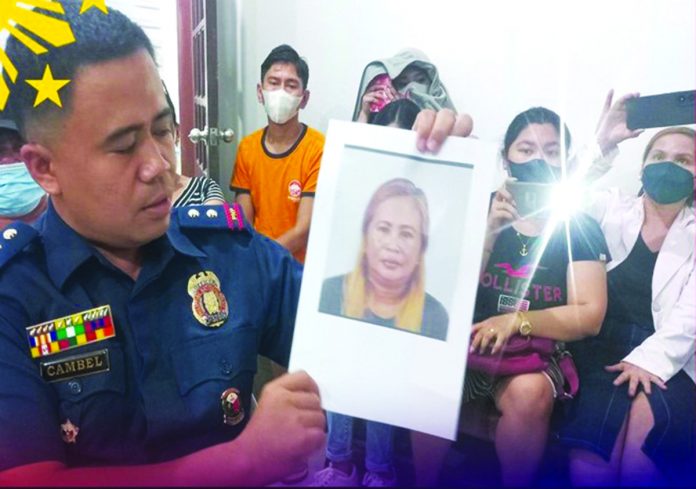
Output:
top-left (109, 0), bottom-right (180, 124)
top-left (237, 0), bottom-right (695, 194)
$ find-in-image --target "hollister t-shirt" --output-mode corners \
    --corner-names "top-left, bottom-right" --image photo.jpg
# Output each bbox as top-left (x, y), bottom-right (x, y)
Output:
top-left (474, 213), bottom-right (610, 323)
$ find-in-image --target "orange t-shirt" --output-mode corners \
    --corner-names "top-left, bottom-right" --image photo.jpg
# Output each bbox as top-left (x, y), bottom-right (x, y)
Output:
top-left (230, 124), bottom-right (324, 262)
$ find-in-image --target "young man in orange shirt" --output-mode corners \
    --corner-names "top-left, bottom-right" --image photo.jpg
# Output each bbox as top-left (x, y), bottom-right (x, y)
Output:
top-left (230, 45), bottom-right (324, 263)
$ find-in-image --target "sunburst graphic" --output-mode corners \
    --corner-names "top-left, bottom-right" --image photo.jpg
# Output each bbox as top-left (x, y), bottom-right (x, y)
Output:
top-left (0, 0), bottom-right (76, 110)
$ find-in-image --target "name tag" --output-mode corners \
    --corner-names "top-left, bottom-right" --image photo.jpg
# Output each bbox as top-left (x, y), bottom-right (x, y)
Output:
top-left (40, 349), bottom-right (110, 383)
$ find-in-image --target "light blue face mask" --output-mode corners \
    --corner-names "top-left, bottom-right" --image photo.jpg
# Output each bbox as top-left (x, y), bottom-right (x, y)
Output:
top-left (0, 162), bottom-right (46, 217)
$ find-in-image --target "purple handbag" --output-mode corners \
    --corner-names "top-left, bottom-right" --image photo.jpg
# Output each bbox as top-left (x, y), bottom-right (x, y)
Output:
top-left (467, 335), bottom-right (579, 400)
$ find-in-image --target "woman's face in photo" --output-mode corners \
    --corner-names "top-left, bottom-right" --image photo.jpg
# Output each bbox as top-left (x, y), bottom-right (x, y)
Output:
top-left (365, 195), bottom-right (424, 290)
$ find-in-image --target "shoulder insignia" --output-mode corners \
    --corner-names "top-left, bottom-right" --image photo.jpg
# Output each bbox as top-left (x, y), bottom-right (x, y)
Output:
top-left (0, 222), bottom-right (39, 270)
top-left (177, 203), bottom-right (248, 232)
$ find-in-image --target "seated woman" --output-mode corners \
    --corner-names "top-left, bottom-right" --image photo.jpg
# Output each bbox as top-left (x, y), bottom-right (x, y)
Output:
top-left (460, 107), bottom-right (610, 487)
top-left (161, 82), bottom-right (225, 207)
top-left (0, 118), bottom-right (48, 229)
top-left (352, 48), bottom-right (457, 124)
top-left (560, 105), bottom-right (695, 486)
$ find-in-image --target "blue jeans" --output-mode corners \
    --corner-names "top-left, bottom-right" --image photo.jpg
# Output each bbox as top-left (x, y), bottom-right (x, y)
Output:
top-left (326, 411), bottom-right (395, 472)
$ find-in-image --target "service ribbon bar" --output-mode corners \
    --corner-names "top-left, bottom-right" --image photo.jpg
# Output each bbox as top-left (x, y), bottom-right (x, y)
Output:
top-left (26, 305), bottom-right (115, 359)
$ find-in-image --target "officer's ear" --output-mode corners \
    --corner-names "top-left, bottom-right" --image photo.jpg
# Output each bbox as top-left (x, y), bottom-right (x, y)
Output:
top-left (21, 143), bottom-right (62, 196)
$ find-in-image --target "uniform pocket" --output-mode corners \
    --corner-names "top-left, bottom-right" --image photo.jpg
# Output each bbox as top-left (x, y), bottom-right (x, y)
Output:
top-left (53, 344), bottom-right (126, 402)
top-left (170, 328), bottom-right (258, 397)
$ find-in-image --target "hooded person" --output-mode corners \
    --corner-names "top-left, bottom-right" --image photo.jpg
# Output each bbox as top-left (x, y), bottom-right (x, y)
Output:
top-left (352, 48), bottom-right (457, 123)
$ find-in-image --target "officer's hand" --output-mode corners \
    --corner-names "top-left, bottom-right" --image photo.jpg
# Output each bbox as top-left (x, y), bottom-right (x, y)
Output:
top-left (233, 370), bottom-right (325, 485)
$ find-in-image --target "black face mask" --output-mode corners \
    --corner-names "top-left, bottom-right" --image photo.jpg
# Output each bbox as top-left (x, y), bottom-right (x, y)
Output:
top-left (641, 161), bottom-right (694, 204)
top-left (508, 159), bottom-right (561, 183)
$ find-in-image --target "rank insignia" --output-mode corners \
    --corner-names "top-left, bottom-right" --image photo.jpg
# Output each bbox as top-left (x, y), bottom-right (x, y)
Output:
top-left (26, 306), bottom-right (115, 359)
top-left (220, 387), bottom-right (245, 426)
top-left (224, 202), bottom-right (245, 231)
top-left (60, 419), bottom-right (79, 444)
top-left (188, 271), bottom-right (229, 328)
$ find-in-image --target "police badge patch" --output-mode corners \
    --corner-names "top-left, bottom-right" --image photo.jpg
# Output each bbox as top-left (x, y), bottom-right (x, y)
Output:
top-left (220, 387), bottom-right (245, 426)
top-left (187, 271), bottom-right (229, 328)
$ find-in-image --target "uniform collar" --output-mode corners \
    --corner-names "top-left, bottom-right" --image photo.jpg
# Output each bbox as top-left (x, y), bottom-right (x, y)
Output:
top-left (40, 202), bottom-right (207, 290)
top-left (40, 201), bottom-right (99, 290)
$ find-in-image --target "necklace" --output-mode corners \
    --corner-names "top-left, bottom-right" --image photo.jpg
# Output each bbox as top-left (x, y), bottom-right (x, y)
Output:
top-left (515, 232), bottom-right (533, 256)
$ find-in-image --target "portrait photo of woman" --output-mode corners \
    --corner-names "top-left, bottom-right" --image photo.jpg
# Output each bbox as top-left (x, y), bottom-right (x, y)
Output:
top-left (319, 177), bottom-right (449, 341)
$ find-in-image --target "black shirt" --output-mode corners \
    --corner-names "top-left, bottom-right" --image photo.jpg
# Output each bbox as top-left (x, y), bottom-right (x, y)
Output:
top-left (605, 233), bottom-right (658, 329)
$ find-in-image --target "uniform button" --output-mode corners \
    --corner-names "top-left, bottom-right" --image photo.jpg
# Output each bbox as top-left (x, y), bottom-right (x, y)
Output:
top-left (220, 359), bottom-right (233, 375)
top-left (3, 228), bottom-right (17, 240)
top-left (653, 303), bottom-right (661, 313)
top-left (68, 380), bottom-right (82, 395)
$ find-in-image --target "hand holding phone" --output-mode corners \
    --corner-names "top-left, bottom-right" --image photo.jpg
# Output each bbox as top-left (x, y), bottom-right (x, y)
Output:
top-left (626, 90), bottom-right (695, 130)
top-left (505, 179), bottom-right (555, 218)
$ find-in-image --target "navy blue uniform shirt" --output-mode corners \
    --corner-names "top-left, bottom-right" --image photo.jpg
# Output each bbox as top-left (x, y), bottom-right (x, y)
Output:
top-left (0, 202), bottom-right (302, 470)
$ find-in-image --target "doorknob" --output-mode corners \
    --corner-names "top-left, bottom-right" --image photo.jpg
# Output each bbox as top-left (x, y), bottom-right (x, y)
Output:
top-left (188, 127), bottom-right (234, 145)
top-left (219, 128), bottom-right (235, 144)
top-left (188, 127), bottom-right (209, 145)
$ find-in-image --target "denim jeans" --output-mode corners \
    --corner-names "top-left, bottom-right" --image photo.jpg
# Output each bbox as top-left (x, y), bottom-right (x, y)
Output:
top-left (326, 411), bottom-right (395, 472)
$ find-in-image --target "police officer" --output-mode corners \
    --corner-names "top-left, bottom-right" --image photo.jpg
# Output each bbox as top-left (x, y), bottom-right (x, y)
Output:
top-left (0, 4), bottom-right (324, 485)
top-left (0, 3), bottom-right (468, 486)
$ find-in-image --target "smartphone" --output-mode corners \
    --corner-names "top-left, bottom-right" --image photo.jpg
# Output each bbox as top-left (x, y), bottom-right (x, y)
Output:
top-left (367, 74), bottom-right (395, 113)
top-left (505, 179), bottom-right (555, 217)
top-left (626, 90), bottom-right (695, 130)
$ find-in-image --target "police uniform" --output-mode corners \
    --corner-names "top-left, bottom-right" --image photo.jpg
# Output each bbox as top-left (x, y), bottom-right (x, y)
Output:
top-left (0, 201), bottom-right (302, 470)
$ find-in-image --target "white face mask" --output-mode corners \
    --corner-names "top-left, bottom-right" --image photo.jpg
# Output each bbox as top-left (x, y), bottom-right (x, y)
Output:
top-left (262, 89), bottom-right (303, 125)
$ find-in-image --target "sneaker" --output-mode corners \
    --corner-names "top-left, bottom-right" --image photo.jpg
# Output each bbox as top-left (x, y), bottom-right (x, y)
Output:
top-left (362, 470), bottom-right (397, 487)
top-left (281, 464), bottom-right (309, 484)
top-left (311, 464), bottom-right (359, 487)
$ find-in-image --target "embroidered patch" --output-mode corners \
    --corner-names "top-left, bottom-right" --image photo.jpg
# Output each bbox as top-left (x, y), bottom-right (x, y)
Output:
top-left (288, 179), bottom-right (302, 202)
top-left (40, 349), bottom-right (110, 383)
top-left (221, 387), bottom-right (245, 426)
top-left (224, 202), bottom-right (245, 231)
top-left (26, 305), bottom-right (115, 359)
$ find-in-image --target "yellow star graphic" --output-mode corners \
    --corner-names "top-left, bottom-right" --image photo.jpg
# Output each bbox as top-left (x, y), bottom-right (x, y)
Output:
top-left (25, 65), bottom-right (71, 108)
top-left (79, 0), bottom-right (109, 15)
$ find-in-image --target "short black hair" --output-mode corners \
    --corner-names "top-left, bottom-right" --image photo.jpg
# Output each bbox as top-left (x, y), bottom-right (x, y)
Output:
top-left (368, 99), bottom-right (420, 129)
top-left (260, 44), bottom-right (309, 90)
top-left (502, 107), bottom-right (571, 159)
top-left (5, 0), bottom-right (155, 137)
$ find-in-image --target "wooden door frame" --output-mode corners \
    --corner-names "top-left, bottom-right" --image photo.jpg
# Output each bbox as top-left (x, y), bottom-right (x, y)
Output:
top-left (176, 0), bottom-right (196, 177)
